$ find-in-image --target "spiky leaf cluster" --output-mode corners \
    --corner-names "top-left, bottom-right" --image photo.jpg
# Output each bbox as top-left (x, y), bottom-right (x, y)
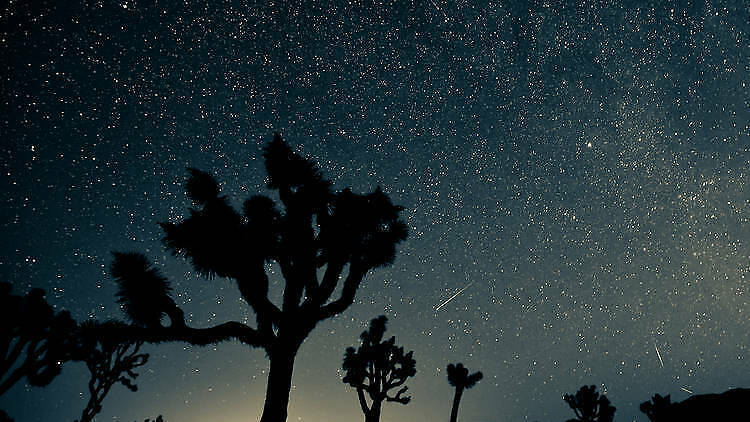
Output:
top-left (447, 362), bottom-right (483, 390)
top-left (111, 253), bottom-right (174, 328)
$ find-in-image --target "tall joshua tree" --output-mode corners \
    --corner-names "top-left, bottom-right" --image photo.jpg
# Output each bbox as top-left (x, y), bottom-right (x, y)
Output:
top-left (110, 134), bottom-right (408, 422)
top-left (446, 363), bottom-right (482, 422)
top-left (563, 385), bottom-right (615, 422)
top-left (0, 282), bottom-right (76, 397)
top-left (342, 316), bottom-right (416, 422)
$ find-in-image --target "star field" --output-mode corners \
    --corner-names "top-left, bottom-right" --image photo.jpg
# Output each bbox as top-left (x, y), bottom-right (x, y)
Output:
top-left (1, 1), bottom-right (748, 421)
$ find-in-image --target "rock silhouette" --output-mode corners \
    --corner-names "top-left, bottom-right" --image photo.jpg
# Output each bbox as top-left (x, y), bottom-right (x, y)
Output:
top-left (446, 363), bottom-right (483, 422)
top-left (343, 316), bottom-right (416, 422)
top-left (640, 388), bottom-right (750, 421)
top-left (563, 385), bottom-right (615, 422)
top-left (109, 134), bottom-right (407, 422)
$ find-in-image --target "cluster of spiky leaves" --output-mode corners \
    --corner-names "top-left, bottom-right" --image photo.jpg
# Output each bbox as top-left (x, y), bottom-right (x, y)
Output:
top-left (111, 253), bottom-right (174, 328)
top-left (446, 363), bottom-right (483, 390)
top-left (319, 187), bottom-right (408, 270)
top-left (563, 385), bottom-right (616, 422)
top-left (0, 282), bottom-right (76, 396)
top-left (342, 316), bottom-right (416, 406)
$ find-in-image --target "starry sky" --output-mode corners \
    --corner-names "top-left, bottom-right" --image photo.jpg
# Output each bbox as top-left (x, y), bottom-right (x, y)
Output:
top-left (1, 1), bottom-right (749, 421)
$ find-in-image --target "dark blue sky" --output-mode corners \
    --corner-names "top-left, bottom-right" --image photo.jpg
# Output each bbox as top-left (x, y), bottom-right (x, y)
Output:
top-left (1, 1), bottom-right (748, 421)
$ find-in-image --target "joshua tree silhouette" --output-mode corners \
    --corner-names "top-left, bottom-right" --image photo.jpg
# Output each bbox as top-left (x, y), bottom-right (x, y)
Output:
top-left (446, 363), bottom-right (482, 422)
top-left (0, 282), bottom-right (76, 397)
top-left (74, 320), bottom-right (149, 422)
top-left (342, 316), bottom-right (416, 422)
top-left (109, 134), bottom-right (407, 422)
top-left (563, 385), bottom-right (615, 422)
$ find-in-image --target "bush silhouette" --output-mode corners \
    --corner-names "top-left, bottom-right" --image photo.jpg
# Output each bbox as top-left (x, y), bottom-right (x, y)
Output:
top-left (563, 385), bottom-right (615, 422)
top-left (0, 282), bottom-right (76, 397)
top-left (109, 134), bottom-right (407, 422)
top-left (343, 316), bottom-right (416, 422)
top-left (446, 363), bottom-right (483, 422)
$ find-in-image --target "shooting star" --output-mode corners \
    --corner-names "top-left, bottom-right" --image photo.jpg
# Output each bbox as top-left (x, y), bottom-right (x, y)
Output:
top-left (680, 386), bottom-right (693, 394)
top-left (654, 342), bottom-right (664, 368)
top-left (434, 281), bottom-right (475, 312)
top-left (429, 0), bottom-right (449, 22)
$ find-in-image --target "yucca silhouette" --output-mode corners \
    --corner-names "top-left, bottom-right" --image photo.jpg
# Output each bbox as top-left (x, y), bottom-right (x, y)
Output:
top-left (342, 316), bottom-right (416, 422)
top-left (446, 363), bottom-right (482, 422)
top-left (110, 134), bottom-right (407, 422)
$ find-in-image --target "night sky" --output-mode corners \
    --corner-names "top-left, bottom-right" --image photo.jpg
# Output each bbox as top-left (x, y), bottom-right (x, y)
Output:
top-left (1, 1), bottom-right (749, 421)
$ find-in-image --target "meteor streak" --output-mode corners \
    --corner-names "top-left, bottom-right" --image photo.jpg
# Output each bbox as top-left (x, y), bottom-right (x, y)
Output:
top-left (654, 342), bottom-right (664, 368)
top-left (680, 386), bottom-right (693, 394)
top-left (434, 281), bottom-right (475, 311)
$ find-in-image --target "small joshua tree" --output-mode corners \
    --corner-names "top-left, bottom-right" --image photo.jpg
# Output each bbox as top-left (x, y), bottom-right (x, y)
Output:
top-left (446, 363), bottom-right (483, 422)
top-left (342, 316), bottom-right (416, 422)
top-left (563, 385), bottom-right (615, 422)
top-left (74, 320), bottom-right (149, 422)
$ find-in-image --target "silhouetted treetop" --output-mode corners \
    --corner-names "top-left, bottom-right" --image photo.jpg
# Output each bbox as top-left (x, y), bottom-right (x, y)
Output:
top-left (447, 363), bottom-right (483, 390)
top-left (185, 167), bottom-right (221, 205)
top-left (563, 385), bottom-right (615, 422)
top-left (263, 134), bottom-right (331, 210)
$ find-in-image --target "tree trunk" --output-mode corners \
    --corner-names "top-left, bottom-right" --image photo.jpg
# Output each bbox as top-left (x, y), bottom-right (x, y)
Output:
top-left (259, 346), bottom-right (298, 422)
top-left (365, 399), bottom-right (382, 422)
top-left (449, 387), bottom-right (464, 422)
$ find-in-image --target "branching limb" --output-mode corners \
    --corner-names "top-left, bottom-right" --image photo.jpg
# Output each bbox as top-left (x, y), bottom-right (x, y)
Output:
top-left (385, 386), bottom-right (410, 404)
top-left (357, 387), bottom-right (370, 413)
top-left (317, 264), bottom-right (367, 320)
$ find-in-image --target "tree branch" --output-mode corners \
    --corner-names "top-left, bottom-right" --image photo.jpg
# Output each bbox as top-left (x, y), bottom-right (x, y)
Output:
top-left (236, 270), bottom-right (281, 337)
top-left (122, 321), bottom-right (269, 349)
top-left (312, 260), bottom-right (345, 305)
top-left (317, 264), bottom-right (367, 320)
top-left (385, 386), bottom-right (410, 404)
